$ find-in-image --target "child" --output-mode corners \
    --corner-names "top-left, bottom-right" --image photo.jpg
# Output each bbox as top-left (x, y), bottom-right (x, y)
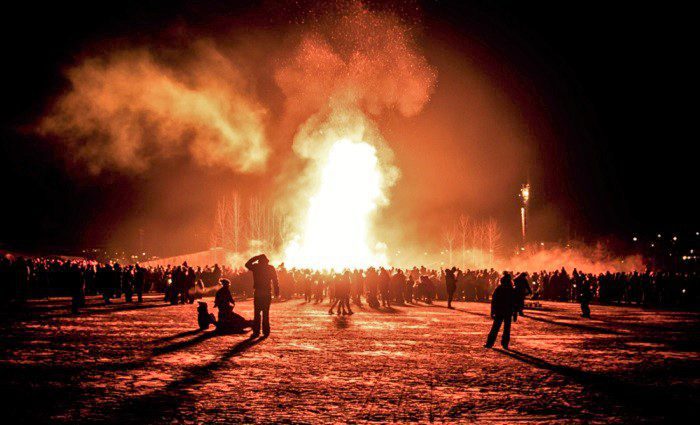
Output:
top-left (197, 301), bottom-right (216, 330)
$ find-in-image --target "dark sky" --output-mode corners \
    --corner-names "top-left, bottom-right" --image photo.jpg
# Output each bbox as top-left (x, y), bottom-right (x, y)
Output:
top-left (1, 0), bottom-right (696, 254)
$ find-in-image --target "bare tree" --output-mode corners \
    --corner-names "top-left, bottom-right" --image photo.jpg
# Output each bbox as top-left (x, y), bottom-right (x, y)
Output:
top-left (442, 224), bottom-right (457, 266)
top-left (458, 214), bottom-right (470, 269)
top-left (211, 192), bottom-right (295, 256)
top-left (210, 191), bottom-right (243, 252)
top-left (273, 206), bottom-right (290, 251)
top-left (210, 199), bottom-right (225, 249)
top-left (231, 192), bottom-right (241, 252)
top-left (248, 196), bottom-right (264, 251)
top-left (484, 217), bottom-right (502, 266)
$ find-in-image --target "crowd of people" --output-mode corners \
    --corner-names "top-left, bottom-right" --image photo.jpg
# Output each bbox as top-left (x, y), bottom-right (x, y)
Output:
top-left (0, 257), bottom-right (241, 312)
top-left (1, 252), bottom-right (698, 349)
top-left (1, 255), bottom-right (697, 313)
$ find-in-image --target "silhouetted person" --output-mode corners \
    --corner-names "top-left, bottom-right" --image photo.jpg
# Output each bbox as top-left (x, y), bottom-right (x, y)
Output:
top-left (404, 274), bottom-right (415, 303)
top-left (379, 268), bottom-right (391, 307)
top-left (485, 273), bottom-right (515, 350)
top-left (513, 272), bottom-right (532, 321)
top-left (213, 278), bottom-right (251, 333)
top-left (579, 280), bottom-right (592, 318)
top-left (197, 301), bottom-right (216, 330)
top-left (365, 268), bottom-right (380, 308)
top-left (112, 263), bottom-right (123, 301)
top-left (70, 263), bottom-right (85, 314)
top-left (123, 266), bottom-right (133, 302)
top-left (445, 267), bottom-right (457, 309)
top-left (245, 254), bottom-right (279, 337)
top-left (328, 274), bottom-right (340, 315)
top-left (183, 266), bottom-right (196, 303)
top-left (134, 264), bottom-right (145, 303)
top-left (337, 271), bottom-right (353, 315)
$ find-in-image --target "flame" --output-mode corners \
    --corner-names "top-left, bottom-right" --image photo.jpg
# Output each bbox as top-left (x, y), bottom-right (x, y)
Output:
top-left (284, 137), bottom-right (389, 270)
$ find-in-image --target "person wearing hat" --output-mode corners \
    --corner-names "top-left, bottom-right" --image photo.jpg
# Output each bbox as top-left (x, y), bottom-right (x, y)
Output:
top-left (212, 278), bottom-right (251, 333)
top-left (245, 254), bottom-right (280, 337)
top-left (485, 272), bottom-right (515, 350)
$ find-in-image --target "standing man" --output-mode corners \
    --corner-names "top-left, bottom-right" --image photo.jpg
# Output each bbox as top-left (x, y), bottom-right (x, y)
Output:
top-left (485, 272), bottom-right (515, 350)
top-left (133, 264), bottom-right (145, 303)
top-left (445, 267), bottom-right (458, 309)
top-left (245, 254), bottom-right (279, 338)
top-left (513, 272), bottom-right (532, 321)
top-left (379, 268), bottom-right (391, 308)
top-left (579, 278), bottom-right (592, 318)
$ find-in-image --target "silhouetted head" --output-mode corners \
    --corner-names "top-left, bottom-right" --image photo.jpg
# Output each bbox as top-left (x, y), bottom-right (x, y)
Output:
top-left (220, 278), bottom-right (230, 287)
top-left (260, 255), bottom-right (269, 265)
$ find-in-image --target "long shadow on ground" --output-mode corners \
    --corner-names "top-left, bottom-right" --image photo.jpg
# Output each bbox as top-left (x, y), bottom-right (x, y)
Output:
top-left (495, 348), bottom-right (698, 421)
top-left (103, 336), bottom-right (267, 424)
top-left (1, 299), bottom-right (173, 322)
top-left (520, 313), bottom-right (623, 335)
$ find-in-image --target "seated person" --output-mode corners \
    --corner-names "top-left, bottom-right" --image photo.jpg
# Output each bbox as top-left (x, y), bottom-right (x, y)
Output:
top-left (197, 301), bottom-right (216, 330)
top-left (213, 279), bottom-right (252, 333)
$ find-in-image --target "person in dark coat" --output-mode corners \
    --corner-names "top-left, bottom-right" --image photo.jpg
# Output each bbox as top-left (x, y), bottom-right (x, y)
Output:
top-left (70, 262), bottom-right (85, 314)
top-left (112, 263), bottom-right (123, 300)
top-left (485, 273), bottom-right (515, 350)
top-left (513, 272), bottom-right (532, 321)
top-left (185, 266), bottom-right (197, 304)
top-left (579, 279), bottom-right (592, 318)
top-left (197, 301), bottom-right (216, 330)
top-left (337, 271), bottom-right (353, 315)
top-left (245, 254), bottom-right (279, 337)
top-left (445, 267), bottom-right (458, 309)
top-left (134, 264), bottom-right (146, 303)
top-left (212, 279), bottom-right (251, 333)
top-left (379, 268), bottom-right (391, 308)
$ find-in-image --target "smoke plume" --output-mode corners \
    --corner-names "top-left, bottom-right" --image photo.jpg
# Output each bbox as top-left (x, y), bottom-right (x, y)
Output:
top-left (38, 44), bottom-right (268, 174)
top-left (505, 244), bottom-right (645, 274)
top-left (272, 3), bottom-right (437, 265)
top-left (274, 2), bottom-right (437, 119)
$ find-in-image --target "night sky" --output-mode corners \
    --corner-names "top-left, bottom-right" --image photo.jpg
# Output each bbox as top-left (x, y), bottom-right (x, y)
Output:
top-left (1, 1), bottom-right (695, 254)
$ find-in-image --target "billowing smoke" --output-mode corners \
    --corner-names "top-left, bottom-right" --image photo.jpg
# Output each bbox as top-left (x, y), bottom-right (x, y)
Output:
top-left (272, 3), bottom-right (437, 267)
top-left (274, 5), bottom-right (437, 119)
top-left (34, 1), bottom-right (442, 266)
top-left (38, 43), bottom-right (268, 174)
top-left (34, 1), bottom-right (639, 273)
top-left (505, 244), bottom-right (645, 274)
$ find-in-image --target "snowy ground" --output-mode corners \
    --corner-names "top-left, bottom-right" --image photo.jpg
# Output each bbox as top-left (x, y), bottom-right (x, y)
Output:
top-left (1, 295), bottom-right (699, 423)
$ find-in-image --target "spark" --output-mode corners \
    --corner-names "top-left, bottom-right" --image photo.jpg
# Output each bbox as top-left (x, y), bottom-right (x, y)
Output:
top-left (520, 183), bottom-right (530, 205)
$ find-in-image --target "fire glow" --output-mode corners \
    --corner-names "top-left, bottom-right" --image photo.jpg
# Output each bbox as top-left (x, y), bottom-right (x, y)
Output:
top-left (284, 138), bottom-right (388, 270)
top-left (38, 2), bottom-right (438, 269)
